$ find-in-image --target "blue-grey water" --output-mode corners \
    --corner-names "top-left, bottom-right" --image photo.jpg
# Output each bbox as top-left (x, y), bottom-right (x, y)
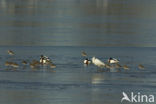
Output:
top-left (0, 0), bottom-right (156, 104)
top-left (0, 0), bottom-right (156, 46)
top-left (0, 46), bottom-right (156, 104)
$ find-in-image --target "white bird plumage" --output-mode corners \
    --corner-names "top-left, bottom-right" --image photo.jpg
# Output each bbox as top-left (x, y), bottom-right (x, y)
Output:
top-left (92, 57), bottom-right (105, 68)
top-left (83, 58), bottom-right (91, 65)
top-left (40, 55), bottom-right (52, 65)
top-left (108, 57), bottom-right (119, 64)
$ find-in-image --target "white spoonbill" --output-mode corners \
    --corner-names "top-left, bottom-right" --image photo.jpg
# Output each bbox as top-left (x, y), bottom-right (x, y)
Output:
top-left (92, 57), bottom-right (105, 68)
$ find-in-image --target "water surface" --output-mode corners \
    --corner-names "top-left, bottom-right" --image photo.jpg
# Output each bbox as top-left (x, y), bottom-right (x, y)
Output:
top-left (0, 46), bottom-right (155, 104)
top-left (0, 0), bottom-right (156, 46)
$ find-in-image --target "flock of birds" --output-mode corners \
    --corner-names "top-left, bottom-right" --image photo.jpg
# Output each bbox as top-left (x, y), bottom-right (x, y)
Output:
top-left (81, 51), bottom-right (145, 71)
top-left (2, 50), bottom-right (145, 72)
top-left (4, 50), bottom-right (56, 71)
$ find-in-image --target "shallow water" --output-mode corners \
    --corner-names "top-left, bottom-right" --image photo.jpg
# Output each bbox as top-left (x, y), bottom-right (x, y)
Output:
top-left (0, 46), bottom-right (156, 104)
top-left (0, 0), bottom-right (156, 46)
top-left (0, 0), bottom-right (156, 104)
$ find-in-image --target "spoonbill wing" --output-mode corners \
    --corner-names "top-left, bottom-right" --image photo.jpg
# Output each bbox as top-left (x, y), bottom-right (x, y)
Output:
top-left (92, 57), bottom-right (105, 67)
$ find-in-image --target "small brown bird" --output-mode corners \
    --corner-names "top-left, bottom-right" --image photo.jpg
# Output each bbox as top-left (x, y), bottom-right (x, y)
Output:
top-left (7, 50), bottom-right (15, 55)
top-left (46, 59), bottom-right (53, 65)
top-left (30, 60), bottom-right (40, 69)
top-left (5, 61), bottom-right (19, 68)
top-left (32, 60), bottom-right (40, 64)
top-left (138, 64), bottom-right (144, 69)
top-left (81, 51), bottom-right (87, 57)
top-left (30, 63), bottom-right (36, 69)
top-left (49, 63), bottom-right (56, 68)
top-left (22, 60), bottom-right (27, 65)
top-left (115, 63), bottom-right (122, 68)
top-left (105, 63), bottom-right (111, 69)
top-left (5, 61), bottom-right (12, 66)
top-left (123, 65), bottom-right (129, 70)
top-left (11, 62), bottom-right (19, 68)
